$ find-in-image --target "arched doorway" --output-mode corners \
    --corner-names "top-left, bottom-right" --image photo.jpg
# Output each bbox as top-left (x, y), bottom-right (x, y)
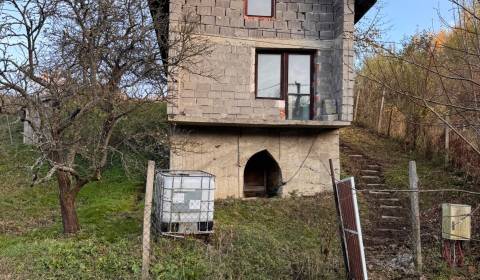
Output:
top-left (243, 150), bottom-right (283, 198)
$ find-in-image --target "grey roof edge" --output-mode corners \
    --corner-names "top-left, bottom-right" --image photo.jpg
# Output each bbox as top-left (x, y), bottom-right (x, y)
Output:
top-left (355, 0), bottom-right (377, 23)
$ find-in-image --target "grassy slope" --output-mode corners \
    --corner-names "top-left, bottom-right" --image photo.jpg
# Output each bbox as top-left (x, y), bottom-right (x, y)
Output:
top-left (2, 120), bottom-right (478, 279)
top-left (341, 126), bottom-right (480, 280)
top-left (0, 129), bottom-right (344, 279)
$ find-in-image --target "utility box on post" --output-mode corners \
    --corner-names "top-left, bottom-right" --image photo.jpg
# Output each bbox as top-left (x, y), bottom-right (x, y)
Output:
top-left (442, 204), bottom-right (471, 241)
top-left (152, 170), bottom-right (215, 236)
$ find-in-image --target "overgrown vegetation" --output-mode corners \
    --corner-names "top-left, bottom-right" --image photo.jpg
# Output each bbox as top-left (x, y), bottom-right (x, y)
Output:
top-left (341, 126), bottom-right (480, 279)
top-left (356, 0), bottom-right (480, 182)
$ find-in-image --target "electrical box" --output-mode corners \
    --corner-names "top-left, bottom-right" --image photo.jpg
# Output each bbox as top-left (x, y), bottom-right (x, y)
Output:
top-left (442, 204), bottom-right (471, 241)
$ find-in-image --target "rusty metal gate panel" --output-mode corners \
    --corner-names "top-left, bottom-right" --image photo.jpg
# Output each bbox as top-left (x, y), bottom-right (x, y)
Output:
top-left (336, 177), bottom-right (368, 280)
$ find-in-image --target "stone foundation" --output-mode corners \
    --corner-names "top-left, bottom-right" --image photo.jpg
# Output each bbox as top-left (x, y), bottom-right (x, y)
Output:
top-left (169, 126), bottom-right (340, 199)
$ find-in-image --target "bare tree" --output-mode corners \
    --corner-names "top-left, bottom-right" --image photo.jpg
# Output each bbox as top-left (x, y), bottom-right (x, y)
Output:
top-left (355, 0), bottom-right (480, 179)
top-left (0, 0), bottom-right (209, 233)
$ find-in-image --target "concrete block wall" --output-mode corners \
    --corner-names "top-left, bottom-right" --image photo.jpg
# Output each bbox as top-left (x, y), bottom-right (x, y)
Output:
top-left (167, 0), bottom-right (356, 123)
top-left (170, 127), bottom-right (340, 198)
top-left (333, 0), bottom-right (355, 122)
top-left (171, 0), bottom-right (336, 40)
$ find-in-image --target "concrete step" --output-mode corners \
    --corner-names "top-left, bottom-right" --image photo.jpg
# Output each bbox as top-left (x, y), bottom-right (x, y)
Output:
top-left (376, 228), bottom-right (407, 238)
top-left (377, 222), bottom-right (409, 230)
top-left (348, 154), bottom-right (363, 158)
top-left (379, 208), bottom-right (409, 216)
top-left (361, 170), bottom-right (380, 175)
top-left (376, 198), bottom-right (401, 202)
top-left (369, 190), bottom-right (390, 195)
top-left (380, 205), bottom-right (404, 209)
top-left (374, 200), bottom-right (403, 207)
top-left (363, 237), bottom-right (408, 247)
top-left (377, 228), bottom-right (404, 233)
top-left (381, 215), bottom-right (405, 221)
top-left (377, 221), bottom-right (409, 229)
top-left (361, 175), bottom-right (381, 180)
top-left (367, 164), bottom-right (382, 170)
top-left (360, 176), bottom-right (382, 183)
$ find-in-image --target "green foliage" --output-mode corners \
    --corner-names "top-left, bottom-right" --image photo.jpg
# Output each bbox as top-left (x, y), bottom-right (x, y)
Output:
top-left (151, 241), bottom-right (209, 280)
top-left (112, 102), bottom-right (170, 171)
top-left (0, 139), bottom-right (345, 279)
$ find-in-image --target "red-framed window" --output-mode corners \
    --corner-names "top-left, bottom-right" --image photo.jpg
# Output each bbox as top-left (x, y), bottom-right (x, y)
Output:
top-left (255, 49), bottom-right (315, 120)
top-left (245, 0), bottom-right (275, 18)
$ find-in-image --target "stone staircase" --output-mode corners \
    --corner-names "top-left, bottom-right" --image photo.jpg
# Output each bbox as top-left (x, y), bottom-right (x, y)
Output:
top-left (341, 143), bottom-right (414, 275)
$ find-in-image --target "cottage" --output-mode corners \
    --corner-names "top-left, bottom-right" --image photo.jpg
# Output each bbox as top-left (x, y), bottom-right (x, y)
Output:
top-left (154, 0), bottom-right (376, 198)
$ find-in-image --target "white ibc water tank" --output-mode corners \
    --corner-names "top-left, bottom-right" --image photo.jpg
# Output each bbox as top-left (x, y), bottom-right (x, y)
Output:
top-left (153, 170), bottom-right (215, 235)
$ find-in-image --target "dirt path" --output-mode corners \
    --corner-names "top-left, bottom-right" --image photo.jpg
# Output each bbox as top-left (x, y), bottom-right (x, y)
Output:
top-left (341, 142), bottom-right (416, 279)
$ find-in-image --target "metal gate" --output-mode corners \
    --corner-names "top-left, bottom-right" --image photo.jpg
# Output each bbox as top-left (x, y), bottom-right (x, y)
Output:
top-left (335, 177), bottom-right (368, 280)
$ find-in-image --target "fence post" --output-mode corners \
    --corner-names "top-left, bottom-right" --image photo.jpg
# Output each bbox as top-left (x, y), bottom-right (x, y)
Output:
top-left (387, 108), bottom-right (394, 137)
top-left (377, 89), bottom-right (385, 134)
top-left (6, 115), bottom-right (13, 145)
top-left (329, 159), bottom-right (350, 278)
top-left (354, 88), bottom-right (361, 123)
top-left (409, 161), bottom-right (423, 273)
top-left (444, 115), bottom-right (450, 168)
top-left (142, 161), bottom-right (155, 280)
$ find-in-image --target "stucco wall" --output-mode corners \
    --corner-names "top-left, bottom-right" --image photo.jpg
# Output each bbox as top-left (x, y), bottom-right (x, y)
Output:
top-left (170, 127), bottom-right (340, 198)
top-left (167, 0), bottom-right (355, 123)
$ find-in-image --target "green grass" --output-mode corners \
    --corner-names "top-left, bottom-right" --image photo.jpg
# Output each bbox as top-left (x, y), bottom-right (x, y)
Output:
top-left (3, 121), bottom-right (477, 279)
top-left (0, 129), bottom-right (344, 279)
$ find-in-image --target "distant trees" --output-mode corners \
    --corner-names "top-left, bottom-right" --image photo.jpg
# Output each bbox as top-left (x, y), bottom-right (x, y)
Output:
top-left (0, 0), bottom-right (208, 234)
top-left (355, 0), bottom-right (480, 180)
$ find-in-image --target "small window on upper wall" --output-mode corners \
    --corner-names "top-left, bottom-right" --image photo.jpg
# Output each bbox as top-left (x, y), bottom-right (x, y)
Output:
top-left (246, 0), bottom-right (274, 17)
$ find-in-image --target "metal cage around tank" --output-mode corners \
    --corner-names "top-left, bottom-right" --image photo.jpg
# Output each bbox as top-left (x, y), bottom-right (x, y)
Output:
top-left (152, 170), bottom-right (215, 236)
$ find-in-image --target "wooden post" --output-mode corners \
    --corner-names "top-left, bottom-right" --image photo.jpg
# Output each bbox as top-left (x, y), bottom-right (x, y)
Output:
top-left (329, 159), bottom-right (350, 278)
top-left (6, 115), bottom-right (13, 145)
top-left (444, 115), bottom-right (450, 168)
top-left (354, 88), bottom-right (361, 123)
top-left (387, 108), bottom-right (394, 137)
top-left (142, 161), bottom-right (155, 280)
top-left (409, 161), bottom-right (423, 273)
top-left (377, 89), bottom-right (386, 134)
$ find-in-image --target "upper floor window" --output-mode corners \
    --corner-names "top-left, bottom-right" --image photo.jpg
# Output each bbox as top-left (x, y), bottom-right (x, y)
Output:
top-left (246, 0), bottom-right (274, 17)
top-left (257, 53), bottom-right (282, 99)
top-left (255, 50), bottom-right (314, 120)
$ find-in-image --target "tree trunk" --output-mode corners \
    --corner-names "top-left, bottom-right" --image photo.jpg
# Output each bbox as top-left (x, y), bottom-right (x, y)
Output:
top-left (57, 171), bottom-right (80, 234)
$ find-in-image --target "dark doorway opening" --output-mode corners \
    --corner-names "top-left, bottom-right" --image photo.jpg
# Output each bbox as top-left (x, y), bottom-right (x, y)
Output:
top-left (243, 150), bottom-right (283, 198)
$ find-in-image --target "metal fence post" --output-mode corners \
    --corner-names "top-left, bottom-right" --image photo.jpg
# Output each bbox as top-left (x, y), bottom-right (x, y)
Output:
top-left (329, 159), bottom-right (350, 278)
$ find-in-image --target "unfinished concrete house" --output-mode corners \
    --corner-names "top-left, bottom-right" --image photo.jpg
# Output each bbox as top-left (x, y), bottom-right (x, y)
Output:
top-left (155, 0), bottom-right (376, 198)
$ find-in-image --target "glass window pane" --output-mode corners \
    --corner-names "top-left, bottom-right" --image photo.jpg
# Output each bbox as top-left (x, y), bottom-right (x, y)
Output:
top-left (287, 54), bottom-right (311, 120)
top-left (288, 96), bottom-right (310, 120)
top-left (247, 0), bottom-right (273, 17)
top-left (257, 54), bottom-right (281, 98)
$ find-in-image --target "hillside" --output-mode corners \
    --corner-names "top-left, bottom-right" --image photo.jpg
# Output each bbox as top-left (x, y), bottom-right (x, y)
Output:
top-left (0, 123), bottom-right (344, 279)
top-left (341, 126), bottom-right (480, 279)
top-left (0, 123), bottom-right (478, 279)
